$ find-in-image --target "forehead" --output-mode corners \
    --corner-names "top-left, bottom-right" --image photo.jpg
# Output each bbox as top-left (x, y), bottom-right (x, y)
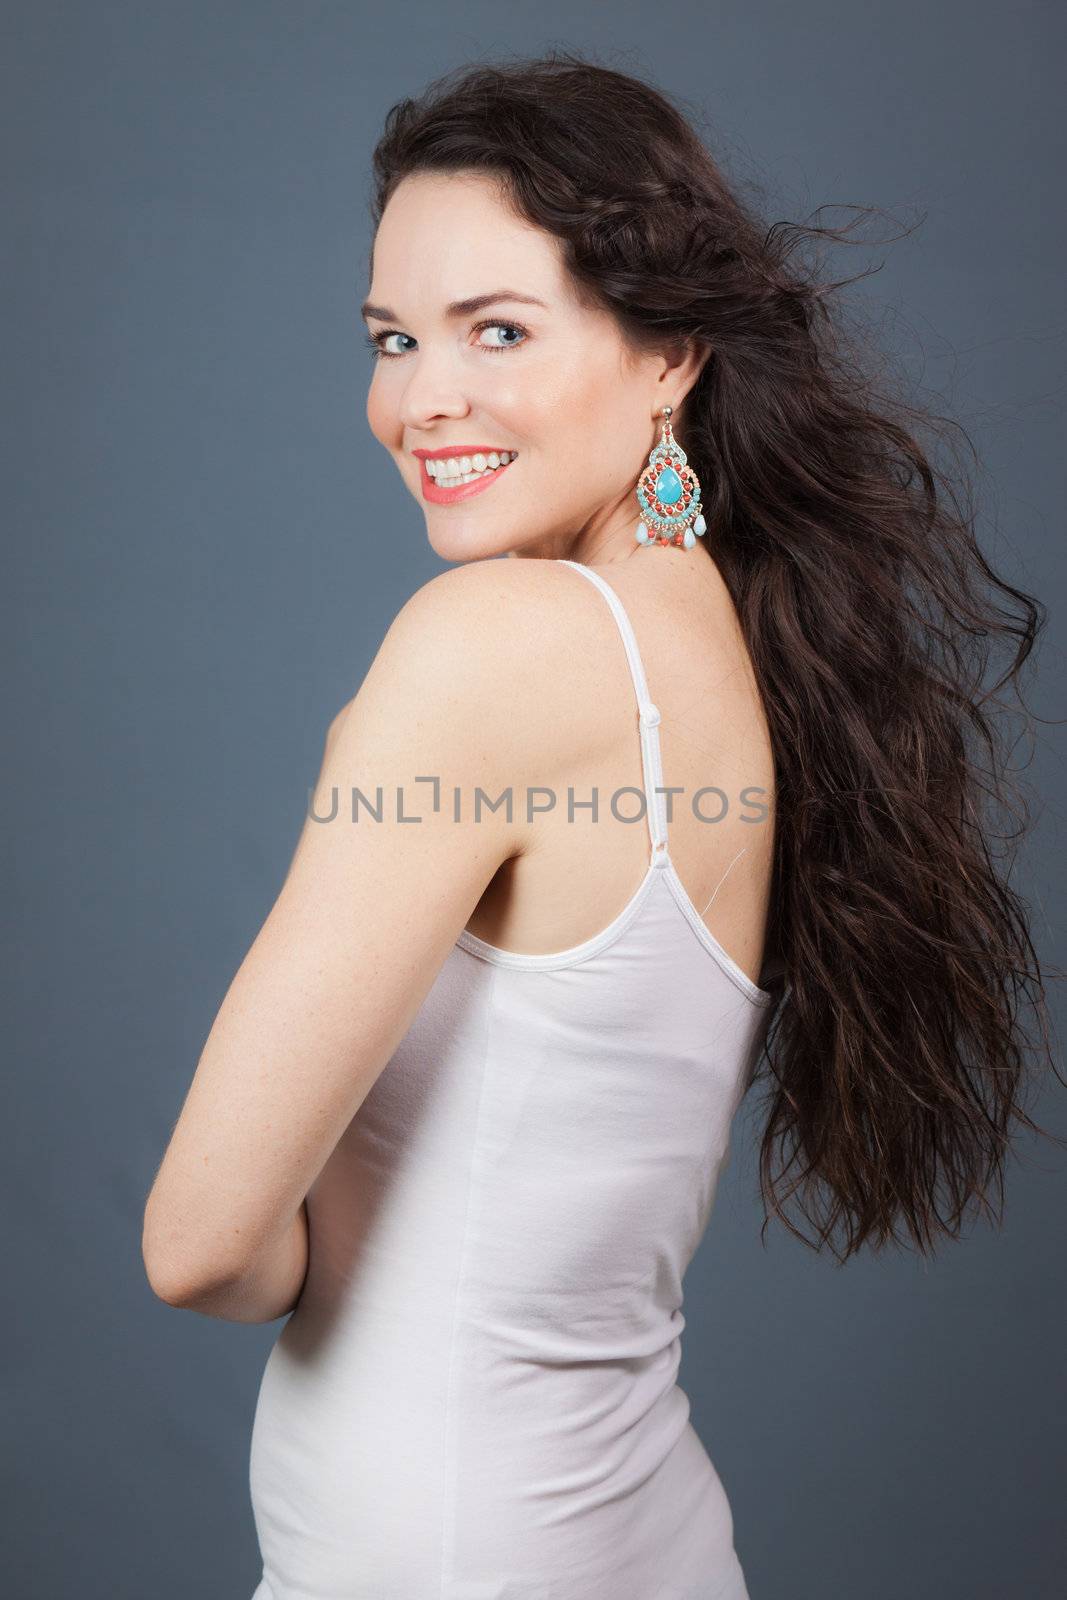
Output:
top-left (369, 171), bottom-right (570, 304)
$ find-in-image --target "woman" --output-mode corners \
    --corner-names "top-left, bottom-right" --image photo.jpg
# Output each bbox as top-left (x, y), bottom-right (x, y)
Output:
top-left (142, 52), bottom-right (1061, 1600)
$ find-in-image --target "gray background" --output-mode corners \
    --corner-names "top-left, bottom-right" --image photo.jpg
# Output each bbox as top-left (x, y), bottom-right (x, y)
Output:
top-left (5, 2), bottom-right (1065, 1596)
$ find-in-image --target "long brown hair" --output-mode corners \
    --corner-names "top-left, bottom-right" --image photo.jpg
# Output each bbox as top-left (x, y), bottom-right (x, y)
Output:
top-left (368, 50), bottom-right (1065, 1261)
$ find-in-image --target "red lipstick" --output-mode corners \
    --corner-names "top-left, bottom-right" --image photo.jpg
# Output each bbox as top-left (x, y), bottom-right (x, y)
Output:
top-left (413, 449), bottom-right (519, 506)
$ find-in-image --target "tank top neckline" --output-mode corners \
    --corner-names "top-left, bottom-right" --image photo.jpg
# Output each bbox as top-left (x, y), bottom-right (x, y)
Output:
top-left (454, 558), bottom-right (773, 1006)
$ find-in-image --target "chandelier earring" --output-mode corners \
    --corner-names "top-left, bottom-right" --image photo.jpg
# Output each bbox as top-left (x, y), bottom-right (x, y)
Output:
top-left (634, 405), bottom-right (706, 551)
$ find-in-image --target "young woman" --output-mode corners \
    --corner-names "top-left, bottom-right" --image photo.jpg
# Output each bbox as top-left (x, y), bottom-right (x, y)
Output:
top-left (142, 52), bottom-right (1061, 1600)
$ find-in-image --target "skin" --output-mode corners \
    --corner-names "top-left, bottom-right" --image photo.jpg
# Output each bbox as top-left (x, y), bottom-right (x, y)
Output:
top-left (363, 169), bottom-right (709, 567)
top-left (142, 169), bottom-right (775, 1322)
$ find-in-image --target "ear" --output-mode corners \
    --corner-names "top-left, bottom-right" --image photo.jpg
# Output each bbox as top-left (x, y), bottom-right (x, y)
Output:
top-left (653, 336), bottom-right (711, 417)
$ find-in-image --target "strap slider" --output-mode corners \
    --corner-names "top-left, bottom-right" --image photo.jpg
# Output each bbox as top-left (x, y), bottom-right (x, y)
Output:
top-left (640, 702), bottom-right (661, 728)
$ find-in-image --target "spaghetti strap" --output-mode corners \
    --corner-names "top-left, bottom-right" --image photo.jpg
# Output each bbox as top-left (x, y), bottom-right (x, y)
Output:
top-left (556, 559), bottom-right (670, 864)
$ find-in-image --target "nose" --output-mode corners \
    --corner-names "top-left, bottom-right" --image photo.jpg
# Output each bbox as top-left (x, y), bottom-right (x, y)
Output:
top-left (396, 347), bottom-right (471, 432)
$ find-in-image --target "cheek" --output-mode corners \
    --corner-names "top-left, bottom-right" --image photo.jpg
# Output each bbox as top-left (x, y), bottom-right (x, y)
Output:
top-left (540, 348), bottom-right (634, 442)
top-left (492, 339), bottom-right (603, 432)
top-left (539, 363), bottom-right (644, 486)
top-left (365, 373), bottom-right (397, 448)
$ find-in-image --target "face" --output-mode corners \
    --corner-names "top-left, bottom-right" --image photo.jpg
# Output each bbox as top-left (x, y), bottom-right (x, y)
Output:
top-left (363, 170), bottom-right (706, 564)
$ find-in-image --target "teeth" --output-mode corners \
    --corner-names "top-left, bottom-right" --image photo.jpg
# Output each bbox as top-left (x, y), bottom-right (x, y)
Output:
top-left (426, 450), bottom-right (515, 486)
top-left (438, 468), bottom-right (494, 485)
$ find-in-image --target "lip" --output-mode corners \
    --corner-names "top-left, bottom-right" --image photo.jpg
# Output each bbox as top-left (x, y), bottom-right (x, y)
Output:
top-left (412, 446), bottom-right (513, 460)
top-left (415, 450), bottom-right (518, 506)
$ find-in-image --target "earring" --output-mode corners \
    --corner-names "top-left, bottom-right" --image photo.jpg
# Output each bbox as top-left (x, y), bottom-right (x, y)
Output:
top-left (634, 405), bottom-right (706, 550)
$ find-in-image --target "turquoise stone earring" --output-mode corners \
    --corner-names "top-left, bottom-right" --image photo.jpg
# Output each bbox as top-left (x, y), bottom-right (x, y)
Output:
top-left (634, 405), bottom-right (707, 550)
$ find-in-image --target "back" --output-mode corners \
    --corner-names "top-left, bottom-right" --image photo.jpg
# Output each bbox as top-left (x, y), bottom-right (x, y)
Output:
top-left (462, 555), bottom-right (778, 994)
top-left (247, 558), bottom-right (776, 1600)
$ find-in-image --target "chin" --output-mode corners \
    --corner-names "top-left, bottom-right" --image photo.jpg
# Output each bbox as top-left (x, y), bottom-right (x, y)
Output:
top-left (423, 520), bottom-right (513, 564)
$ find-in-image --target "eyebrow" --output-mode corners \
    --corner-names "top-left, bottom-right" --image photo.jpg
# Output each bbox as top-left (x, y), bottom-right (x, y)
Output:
top-left (360, 289), bottom-right (549, 323)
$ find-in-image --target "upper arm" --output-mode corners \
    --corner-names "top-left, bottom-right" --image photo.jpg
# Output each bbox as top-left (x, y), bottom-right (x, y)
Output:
top-left (142, 560), bottom-right (550, 1302)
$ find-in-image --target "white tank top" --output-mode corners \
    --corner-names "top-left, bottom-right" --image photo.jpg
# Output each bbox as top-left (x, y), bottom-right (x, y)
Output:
top-left (249, 559), bottom-right (775, 1600)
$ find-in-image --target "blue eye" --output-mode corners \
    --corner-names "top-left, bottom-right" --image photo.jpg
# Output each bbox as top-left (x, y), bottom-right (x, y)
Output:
top-left (363, 320), bottom-right (530, 360)
top-left (475, 321), bottom-right (528, 351)
top-left (363, 330), bottom-right (416, 359)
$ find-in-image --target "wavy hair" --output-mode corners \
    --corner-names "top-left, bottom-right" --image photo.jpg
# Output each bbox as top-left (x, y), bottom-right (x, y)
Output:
top-left (367, 50), bottom-right (1064, 1261)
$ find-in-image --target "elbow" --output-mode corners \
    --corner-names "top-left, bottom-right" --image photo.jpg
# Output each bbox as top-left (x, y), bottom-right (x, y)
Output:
top-left (141, 1210), bottom-right (237, 1309)
top-left (142, 1246), bottom-right (194, 1308)
top-left (143, 1245), bottom-right (236, 1310)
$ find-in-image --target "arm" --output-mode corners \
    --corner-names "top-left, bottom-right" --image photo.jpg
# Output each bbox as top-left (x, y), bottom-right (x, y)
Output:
top-left (142, 562), bottom-right (541, 1313)
top-left (159, 1202), bottom-right (309, 1324)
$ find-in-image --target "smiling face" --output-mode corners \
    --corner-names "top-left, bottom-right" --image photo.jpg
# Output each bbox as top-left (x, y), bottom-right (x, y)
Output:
top-left (363, 170), bottom-right (706, 564)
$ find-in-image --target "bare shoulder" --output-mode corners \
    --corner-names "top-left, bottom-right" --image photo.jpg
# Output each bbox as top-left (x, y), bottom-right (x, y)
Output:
top-left (384, 555), bottom-right (588, 652)
top-left (376, 557), bottom-right (597, 699)
top-left (336, 558), bottom-right (603, 802)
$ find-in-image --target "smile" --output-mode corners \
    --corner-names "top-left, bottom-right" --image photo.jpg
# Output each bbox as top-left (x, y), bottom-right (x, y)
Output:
top-left (418, 450), bottom-right (518, 505)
